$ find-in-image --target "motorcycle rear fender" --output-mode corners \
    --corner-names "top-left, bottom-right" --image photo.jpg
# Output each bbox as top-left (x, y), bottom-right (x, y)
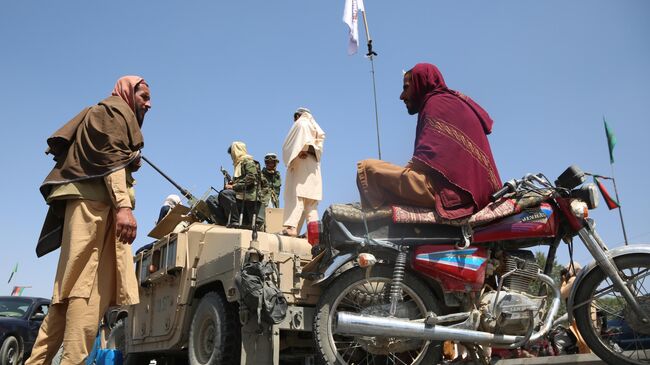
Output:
top-left (313, 252), bottom-right (356, 285)
top-left (567, 244), bottom-right (650, 322)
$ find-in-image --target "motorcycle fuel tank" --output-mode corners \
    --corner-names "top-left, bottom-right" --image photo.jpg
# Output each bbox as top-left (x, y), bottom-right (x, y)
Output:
top-left (472, 203), bottom-right (558, 243)
top-left (412, 245), bottom-right (489, 292)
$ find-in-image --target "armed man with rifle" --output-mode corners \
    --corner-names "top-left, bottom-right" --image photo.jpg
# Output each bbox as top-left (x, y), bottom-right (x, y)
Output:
top-left (208, 141), bottom-right (263, 228)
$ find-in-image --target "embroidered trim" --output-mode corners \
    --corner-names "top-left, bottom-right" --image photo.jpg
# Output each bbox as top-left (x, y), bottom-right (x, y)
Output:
top-left (426, 117), bottom-right (500, 191)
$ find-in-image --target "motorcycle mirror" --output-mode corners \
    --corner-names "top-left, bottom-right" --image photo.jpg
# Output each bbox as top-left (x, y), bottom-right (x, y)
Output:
top-left (555, 165), bottom-right (586, 190)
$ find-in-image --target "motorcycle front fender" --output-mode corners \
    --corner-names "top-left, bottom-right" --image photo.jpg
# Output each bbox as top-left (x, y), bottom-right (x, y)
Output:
top-left (566, 244), bottom-right (650, 322)
top-left (312, 252), bottom-right (356, 285)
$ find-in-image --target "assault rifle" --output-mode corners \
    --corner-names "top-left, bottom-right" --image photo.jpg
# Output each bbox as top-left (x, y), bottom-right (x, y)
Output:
top-left (220, 166), bottom-right (233, 188)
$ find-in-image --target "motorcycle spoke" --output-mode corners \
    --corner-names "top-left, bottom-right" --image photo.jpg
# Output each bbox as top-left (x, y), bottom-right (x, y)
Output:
top-left (337, 340), bottom-right (362, 361)
top-left (326, 271), bottom-right (434, 365)
top-left (390, 352), bottom-right (409, 365)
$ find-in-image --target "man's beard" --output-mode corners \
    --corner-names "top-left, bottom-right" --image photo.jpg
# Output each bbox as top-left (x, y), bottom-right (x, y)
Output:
top-left (136, 108), bottom-right (145, 127)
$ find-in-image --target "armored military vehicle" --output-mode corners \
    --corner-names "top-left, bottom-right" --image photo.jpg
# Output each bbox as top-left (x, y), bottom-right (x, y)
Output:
top-left (110, 218), bottom-right (320, 365)
top-left (109, 157), bottom-right (321, 365)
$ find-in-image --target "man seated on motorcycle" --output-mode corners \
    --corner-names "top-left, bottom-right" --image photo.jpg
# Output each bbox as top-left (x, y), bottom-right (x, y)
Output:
top-left (357, 63), bottom-right (502, 219)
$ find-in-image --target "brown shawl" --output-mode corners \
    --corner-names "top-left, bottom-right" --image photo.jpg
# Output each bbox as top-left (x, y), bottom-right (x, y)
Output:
top-left (37, 96), bottom-right (144, 257)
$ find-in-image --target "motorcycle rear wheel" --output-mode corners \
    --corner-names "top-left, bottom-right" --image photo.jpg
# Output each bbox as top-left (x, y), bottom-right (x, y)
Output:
top-left (574, 253), bottom-right (650, 365)
top-left (314, 265), bottom-right (442, 365)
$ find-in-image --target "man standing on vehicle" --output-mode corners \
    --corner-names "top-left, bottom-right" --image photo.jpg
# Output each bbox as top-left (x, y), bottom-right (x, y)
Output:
top-left (28, 76), bottom-right (149, 365)
top-left (357, 63), bottom-right (501, 219)
top-left (261, 153), bottom-right (281, 209)
top-left (281, 107), bottom-right (325, 237)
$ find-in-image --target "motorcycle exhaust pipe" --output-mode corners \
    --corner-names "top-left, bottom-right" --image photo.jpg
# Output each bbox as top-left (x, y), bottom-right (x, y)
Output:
top-left (336, 312), bottom-right (523, 344)
top-left (336, 272), bottom-right (561, 347)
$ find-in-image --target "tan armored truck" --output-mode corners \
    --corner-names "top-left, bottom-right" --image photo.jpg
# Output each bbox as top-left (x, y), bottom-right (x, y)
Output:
top-left (109, 206), bottom-right (321, 365)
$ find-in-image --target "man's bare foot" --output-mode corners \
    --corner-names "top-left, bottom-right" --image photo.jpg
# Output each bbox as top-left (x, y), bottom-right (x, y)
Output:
top-left (280, 226), bottom-right (298, 237)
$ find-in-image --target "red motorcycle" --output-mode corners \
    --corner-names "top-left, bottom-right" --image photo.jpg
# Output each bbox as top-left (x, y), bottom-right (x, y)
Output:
top-left (307, 165), bottom-right (650, 365)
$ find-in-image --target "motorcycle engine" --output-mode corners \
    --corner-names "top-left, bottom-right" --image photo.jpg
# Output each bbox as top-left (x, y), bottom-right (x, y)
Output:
top-left (480, 250), bottom-right (546, 335)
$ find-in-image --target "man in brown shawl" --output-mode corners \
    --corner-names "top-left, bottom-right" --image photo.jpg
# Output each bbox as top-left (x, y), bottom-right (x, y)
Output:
top-left (27, 76), bottom-right (150, 365)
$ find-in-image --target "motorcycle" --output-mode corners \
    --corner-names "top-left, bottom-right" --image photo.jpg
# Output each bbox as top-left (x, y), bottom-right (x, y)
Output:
top-left (306, 165), bottom-right (650, 365)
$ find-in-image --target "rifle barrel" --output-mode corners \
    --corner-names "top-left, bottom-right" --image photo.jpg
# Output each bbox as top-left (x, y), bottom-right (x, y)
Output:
top-left (141, 155), bottom-right (194, 200)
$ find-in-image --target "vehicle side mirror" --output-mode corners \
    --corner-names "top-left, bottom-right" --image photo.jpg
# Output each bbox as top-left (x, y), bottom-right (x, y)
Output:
top-left (31, 312), bottom-right (46, 321)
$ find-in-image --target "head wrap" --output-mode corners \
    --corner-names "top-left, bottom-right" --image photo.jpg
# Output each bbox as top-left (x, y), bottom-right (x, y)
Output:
top-left (409, 63), bottom-right (501, 216)
top-left (229, 141), bottom-right (253, 177)
top-left (295, 107), bottom-right (311, 116)
top-left (283, 109), bottom-right (325, 166)
top-left (112, 75), bottom-right (148, 114)
top-left (163, 194), bottom-right (181, 208)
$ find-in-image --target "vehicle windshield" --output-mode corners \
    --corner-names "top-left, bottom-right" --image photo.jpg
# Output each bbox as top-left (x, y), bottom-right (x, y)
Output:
top-left (0, 297), bottom-right (32, 318)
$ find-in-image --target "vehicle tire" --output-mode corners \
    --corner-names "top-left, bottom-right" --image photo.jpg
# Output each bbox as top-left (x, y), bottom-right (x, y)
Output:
top-left (0, 336), bottom-right (20, 365)
top-left (574, 253), bottom-right (650, 365)
top-left (188, 292), bottom-right (240, 365)
top-left (314, 265), bottom-right (442, 365)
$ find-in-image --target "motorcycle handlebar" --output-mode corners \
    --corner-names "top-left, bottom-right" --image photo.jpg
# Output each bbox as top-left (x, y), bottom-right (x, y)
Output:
top-left (490, 179), bottom-right (517, 202)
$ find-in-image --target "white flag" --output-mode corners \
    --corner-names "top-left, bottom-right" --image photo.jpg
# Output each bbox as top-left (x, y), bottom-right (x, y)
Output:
top-left (342, 0), bottom-right (365, 55)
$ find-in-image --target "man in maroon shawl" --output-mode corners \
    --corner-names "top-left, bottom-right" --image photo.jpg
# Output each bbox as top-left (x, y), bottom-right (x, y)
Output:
top-left (357, 63), bottom-right (501, 219)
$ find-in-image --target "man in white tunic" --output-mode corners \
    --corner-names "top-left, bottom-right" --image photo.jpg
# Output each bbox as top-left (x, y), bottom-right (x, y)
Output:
top-left (281, 107), bottom-right (325, 236)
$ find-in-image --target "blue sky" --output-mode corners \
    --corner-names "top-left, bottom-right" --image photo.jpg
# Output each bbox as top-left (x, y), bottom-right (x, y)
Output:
top-left (1, 1), bottom-right (648, 298)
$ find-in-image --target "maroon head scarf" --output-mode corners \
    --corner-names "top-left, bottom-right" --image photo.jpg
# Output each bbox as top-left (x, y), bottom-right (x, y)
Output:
top-left (409, 63), bottom-right (501, 217)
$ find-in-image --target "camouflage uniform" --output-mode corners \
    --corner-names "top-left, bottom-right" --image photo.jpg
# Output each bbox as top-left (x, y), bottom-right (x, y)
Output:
top-left (232, 158), bottom-right (261, 202)
top-left (261, 167), bottom-right (281, 208)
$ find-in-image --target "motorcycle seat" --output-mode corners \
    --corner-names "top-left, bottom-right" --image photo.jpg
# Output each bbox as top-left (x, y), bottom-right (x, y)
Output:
top-left (391, 190), bottom-right (550, 227)
top-left (324, 204), bottom-right (463, 246)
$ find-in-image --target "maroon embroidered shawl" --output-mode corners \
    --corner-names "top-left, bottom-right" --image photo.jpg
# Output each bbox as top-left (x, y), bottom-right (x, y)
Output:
top-left (409, 63), bottom-right (501, 218)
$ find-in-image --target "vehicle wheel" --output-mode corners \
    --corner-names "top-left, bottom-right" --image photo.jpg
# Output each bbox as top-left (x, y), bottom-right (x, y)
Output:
top-left (0, 336), bottom-right (20, 365)
top-left (314, 265), bottom-right (442, 365)
top-left (188, 292), bottom-right (240, 365)
top-left (574, 253), bottom-right (650, 365)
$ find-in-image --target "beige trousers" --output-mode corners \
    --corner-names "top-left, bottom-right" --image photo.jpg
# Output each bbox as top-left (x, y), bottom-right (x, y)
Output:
top-left (283, 196), bottom-right (319, 234)
top-left (26, 200), bottom-right (116, 365)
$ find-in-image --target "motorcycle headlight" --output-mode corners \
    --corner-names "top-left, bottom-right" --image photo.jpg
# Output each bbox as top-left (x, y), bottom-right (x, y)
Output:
top-left (570, 183), bottom-right (599, 210)
top-left (570, 199), bottom-right (589, 219)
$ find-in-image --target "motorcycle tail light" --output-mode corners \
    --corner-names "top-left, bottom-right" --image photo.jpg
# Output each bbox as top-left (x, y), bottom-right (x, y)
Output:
top-left (570, 200), bottom-right (589, 219)
top-left (357, 253), bottom-right (377, 268)
top-left (307, 221), bottom-right (321, 246)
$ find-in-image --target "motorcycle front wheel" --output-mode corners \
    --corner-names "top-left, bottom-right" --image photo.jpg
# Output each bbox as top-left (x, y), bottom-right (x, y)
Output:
top-left (313, 265), bottom-right (442, 365)
top-left (573, 253), bottom-right (650, 365)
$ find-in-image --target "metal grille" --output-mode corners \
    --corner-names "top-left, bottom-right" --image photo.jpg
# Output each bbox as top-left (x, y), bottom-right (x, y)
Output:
top-left (503, 250), bottom-right (539, 292)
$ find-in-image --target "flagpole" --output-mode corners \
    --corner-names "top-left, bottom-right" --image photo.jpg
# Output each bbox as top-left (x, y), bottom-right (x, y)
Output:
top-left (360, 9), bottom-right (382, 160)
top-left (610, 164), bottom-right (629, 245)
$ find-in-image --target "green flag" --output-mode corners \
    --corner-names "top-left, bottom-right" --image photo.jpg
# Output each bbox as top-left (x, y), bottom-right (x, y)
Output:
top-left (603, 117), bottom-right (617, 164)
